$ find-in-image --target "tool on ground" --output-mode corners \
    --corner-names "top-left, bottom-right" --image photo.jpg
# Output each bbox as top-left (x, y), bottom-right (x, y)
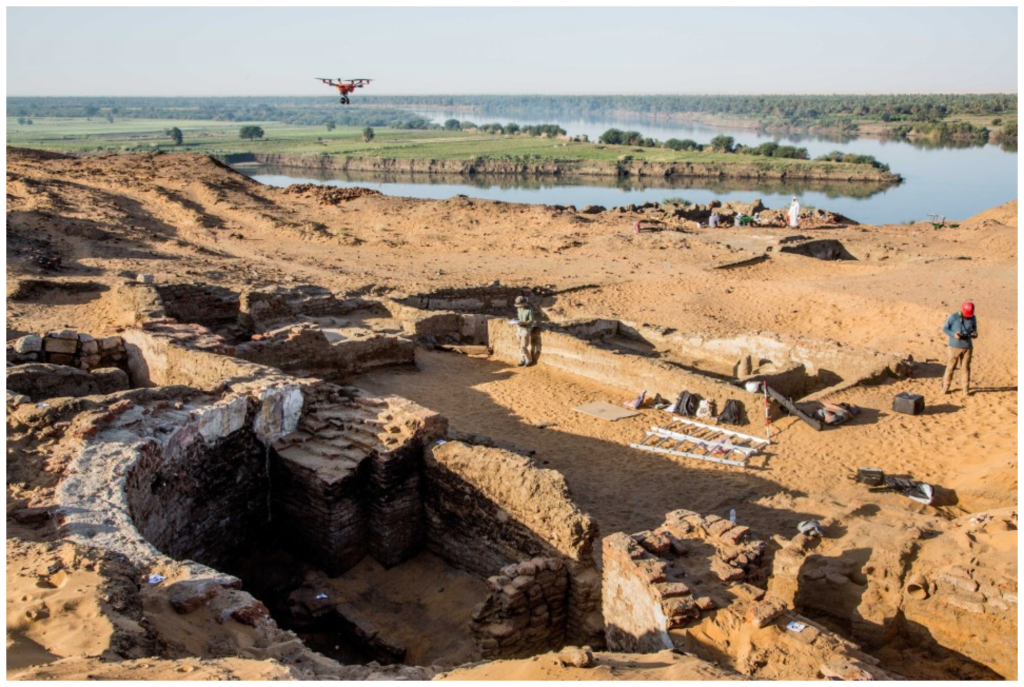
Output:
top-left (855, 468), bottom-right (934, 505)
top-left (766, 385), bottom-right (823, 431)
top-left (574, 401), bottom-right (639, 422)
top-left (797, 520), bottom-right (826, 537)
top-left (630, 417), bottom-right (769, 467)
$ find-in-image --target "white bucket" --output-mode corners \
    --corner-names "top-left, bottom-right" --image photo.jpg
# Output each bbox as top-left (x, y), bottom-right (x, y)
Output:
top-left (745, 381), bottom-right (763, 394)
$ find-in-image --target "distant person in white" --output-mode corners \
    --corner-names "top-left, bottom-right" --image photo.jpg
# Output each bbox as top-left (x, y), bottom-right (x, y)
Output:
top-left (788, 197), bottom-right (801, 228)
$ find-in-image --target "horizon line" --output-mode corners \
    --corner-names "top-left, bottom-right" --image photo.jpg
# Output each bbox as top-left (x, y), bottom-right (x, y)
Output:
top-left (7, 91), bottom-right (1020, 98)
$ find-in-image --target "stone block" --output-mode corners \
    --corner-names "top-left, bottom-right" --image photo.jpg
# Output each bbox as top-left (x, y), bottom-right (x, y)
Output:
top-left (99, 335), bottom-right (122, 350)
top-left (44, 337), bottom-right (78, 354)
top-left (706, 518), bottom-right (734, 539)
top-left (945, 593), bottom-right (986, 614)
top-left (746, 597), bottom-right (787, 628)
top-left (80, 340), bottom-right (99, 355)
top-left (654, 582), bottom-right (691, 599)
top-left (229, 599), bottom-right (271, 626)
top-left (168, 579), bottom-right (224, 614)
top-left (48, 329), bottom-right (78, 340)
top-left (137, 273), bottom-right (155, 284)
top-left (720, 525), bottom-right (750, 545)
top-left (711, 557), bottom-right (745, 582)
top-left (14, 335), bottom-right (42, 353)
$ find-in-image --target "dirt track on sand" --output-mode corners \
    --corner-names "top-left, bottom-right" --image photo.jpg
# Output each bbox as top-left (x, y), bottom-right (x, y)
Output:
top-left (6, 148), bottom-right (1017, 680)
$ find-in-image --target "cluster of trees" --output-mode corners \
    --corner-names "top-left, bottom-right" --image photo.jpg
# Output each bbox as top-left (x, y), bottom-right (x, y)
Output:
top-left (888, 120), bottom-right (990, 145)
top-left (6, 97), bottom-right (435, 129)
top-left (598, 129), bottom-right (657, 147)
top-left (597, 129), bottom-right (891, 167)
top-left (442, 118), bottom-right (566, 137)
top-left (359, 94), bottom-right (1017, 127)
top-left (738, 141), bottom-right (809, 159)
top-left (15, 116), bottom-right (33, 125)
top-left (814, 150), bottom-right (889, 171)
top-left (165, 127), bottom-right (183, 146)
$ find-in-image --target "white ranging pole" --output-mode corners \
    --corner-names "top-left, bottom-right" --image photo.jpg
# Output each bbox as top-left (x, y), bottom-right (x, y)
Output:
top-left (762, 380), bottom-right (771, 444)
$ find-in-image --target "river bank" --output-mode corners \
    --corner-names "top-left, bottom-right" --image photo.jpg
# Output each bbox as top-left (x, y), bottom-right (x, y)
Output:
top-left (222, 153), bottom-right (900, 183)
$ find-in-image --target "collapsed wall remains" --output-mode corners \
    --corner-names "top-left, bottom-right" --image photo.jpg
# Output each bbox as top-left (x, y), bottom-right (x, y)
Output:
top-left (424, 441), bottom-right (605, 654)
top-left (601, 509), bottom-right (893, 680)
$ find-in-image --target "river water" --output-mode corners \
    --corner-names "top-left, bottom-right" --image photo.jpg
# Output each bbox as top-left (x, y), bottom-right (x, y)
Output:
top-left (238, 110), bottom-right (1017, 225)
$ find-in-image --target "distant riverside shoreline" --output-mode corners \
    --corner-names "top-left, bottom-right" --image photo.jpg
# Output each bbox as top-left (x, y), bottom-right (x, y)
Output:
top-left (223, 153), bottom-right (901, 184)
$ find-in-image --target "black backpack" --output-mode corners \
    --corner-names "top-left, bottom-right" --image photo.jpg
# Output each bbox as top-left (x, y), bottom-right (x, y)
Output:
top-left (672, 391), bottom-right (699, 416)
top-left (717, 399), bottom-right (745, 425)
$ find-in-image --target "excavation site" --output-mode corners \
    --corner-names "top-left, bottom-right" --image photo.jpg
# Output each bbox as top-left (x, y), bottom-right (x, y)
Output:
top-left (6, 148), bottom-right (1018, 681)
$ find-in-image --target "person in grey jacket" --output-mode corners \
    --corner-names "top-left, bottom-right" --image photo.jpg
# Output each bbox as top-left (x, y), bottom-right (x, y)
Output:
top-left (942, 301), bottom-right (978, 394)
top-left (513, 295), bottom-right (537, 366)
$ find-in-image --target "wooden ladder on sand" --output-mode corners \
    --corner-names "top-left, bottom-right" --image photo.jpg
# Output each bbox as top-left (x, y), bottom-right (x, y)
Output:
top-left (630, 417), bottom-right (770, 468)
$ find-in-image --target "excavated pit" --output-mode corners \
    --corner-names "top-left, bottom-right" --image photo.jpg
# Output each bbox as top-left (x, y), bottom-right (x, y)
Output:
top-left (95, 342), bottom-right (602, 668)
top-left (41, 279), bottom-right (940, 677)
top-left (779, 238), bottom-right (858, 261)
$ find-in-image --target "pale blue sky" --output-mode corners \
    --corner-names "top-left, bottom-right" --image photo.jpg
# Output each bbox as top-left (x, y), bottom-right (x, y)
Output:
top-left (7, 6), bottom-right (1018, 95)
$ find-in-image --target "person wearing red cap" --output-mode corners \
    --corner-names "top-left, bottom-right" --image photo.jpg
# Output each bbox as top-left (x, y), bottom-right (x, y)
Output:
top-left (942, 301), bottom-right (978, 394)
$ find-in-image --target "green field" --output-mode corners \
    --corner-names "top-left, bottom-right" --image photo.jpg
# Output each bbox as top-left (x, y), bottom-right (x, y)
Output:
top-left (6, 117), bottom-right (891, 175)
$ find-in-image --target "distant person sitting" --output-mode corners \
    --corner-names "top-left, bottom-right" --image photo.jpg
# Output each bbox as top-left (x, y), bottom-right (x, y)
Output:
top-left (709, 211), bottom-right (720, 228)
top-left (788, 196), bottom-right (801, 228)
top-left (513, 295), bottom-right (537, 366)
top-left (941, 300), bottom-right (978, 394)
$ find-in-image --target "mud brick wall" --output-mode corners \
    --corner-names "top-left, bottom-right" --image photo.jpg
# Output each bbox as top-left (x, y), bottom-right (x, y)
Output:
top-left (7, 331), bottom-right (127, 371)
top-left (382, 300), bottom-right (492, 345)
top-left (113, 281), bottom-right (167, 325)
top-left (488, 320), bottom-right (752, 423)
top-left (155, 283), bottom-right (240, 329)
top-left (602, 532), bottom-right (673, 653)
top-left (121, 328), bottom-right (278, 392)
top-left (233, 325), bottom-right (415, 378)
top-left (900, 559), bottom-right (1017, 679)
top-left (6, 364), bottom-right (130, 402)
top-left (270, 391), bottom-right (446, 575)
top-left (126, 427), bottom-right (269, 570)
top-left (235, 325), bottom-right (340, 376)
top-left (602, 509), bottom-right (768, 653)
top-left (472, 557), bottom-right (570, 659)
top-left (424, 441), bottom-right (602, 647)
top-left (423, 441), bottom-right (597, 576)
top-left (367, 445), bottom-right (424, 568)
top-left (631, 324), bottom-right (907, 400)
top-left (396, 286), bottom-right (549, 315)
top-left (240, 286), bottom-right (366, 332)
top-left (332, 334), bottom-right (416, 375)
top-left (565, 564), bottom-right (605, 648)
top-left (271, 451), bottom-right (368, 576)
top-left (770, 509), bottom-right (1018, 679)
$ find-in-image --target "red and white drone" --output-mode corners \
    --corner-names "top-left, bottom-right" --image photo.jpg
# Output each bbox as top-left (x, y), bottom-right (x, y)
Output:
top-left (316, 77), bottom-right (373, 105)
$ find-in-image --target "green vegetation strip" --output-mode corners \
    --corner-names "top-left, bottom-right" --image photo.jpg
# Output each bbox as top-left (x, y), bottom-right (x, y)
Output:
top-left (6, 118), bottom-right (900, 180)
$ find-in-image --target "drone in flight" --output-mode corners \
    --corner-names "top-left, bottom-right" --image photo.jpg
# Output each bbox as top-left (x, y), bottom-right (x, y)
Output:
top-left (316, 77), bottom-right (373, 105)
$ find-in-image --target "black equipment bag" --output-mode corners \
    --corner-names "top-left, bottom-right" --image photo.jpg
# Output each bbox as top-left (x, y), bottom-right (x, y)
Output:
top-left (717, 399), bottom-right (745, 425)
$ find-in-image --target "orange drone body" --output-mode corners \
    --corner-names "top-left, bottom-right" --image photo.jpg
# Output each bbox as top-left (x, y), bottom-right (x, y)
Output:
top-left (316, 78), bottom-right (373, 105)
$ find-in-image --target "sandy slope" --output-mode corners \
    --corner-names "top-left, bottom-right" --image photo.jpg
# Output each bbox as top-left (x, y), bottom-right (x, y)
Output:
top-left (5, 148), bottom-right (1017, 679)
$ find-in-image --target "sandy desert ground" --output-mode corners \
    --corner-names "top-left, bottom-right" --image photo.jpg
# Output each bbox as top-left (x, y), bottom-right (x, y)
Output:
top-left (5, 147), bottom-right (1017, 680)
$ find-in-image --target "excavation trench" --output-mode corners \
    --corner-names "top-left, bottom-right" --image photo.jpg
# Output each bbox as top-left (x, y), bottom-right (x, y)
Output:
top-left (62, 281), bottom-right (916, 673)
top-left (119, 374), bottom-right (600, 667)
